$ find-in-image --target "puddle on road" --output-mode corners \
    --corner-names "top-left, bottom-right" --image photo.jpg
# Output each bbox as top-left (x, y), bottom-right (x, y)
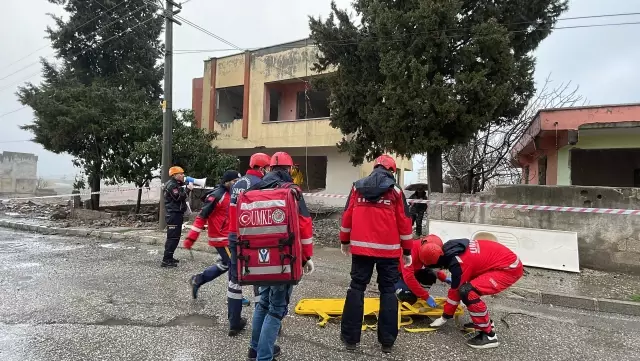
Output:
top-left (99, 243), bottom-right (136, 250)
top-left (1, 262), bottom-right (41, 270)
top-left (94, 314), bottom-right (218, 328)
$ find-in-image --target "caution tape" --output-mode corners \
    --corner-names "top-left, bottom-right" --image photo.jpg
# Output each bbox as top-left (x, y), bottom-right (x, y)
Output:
top-left (1, 185), bottom-right (639, 216)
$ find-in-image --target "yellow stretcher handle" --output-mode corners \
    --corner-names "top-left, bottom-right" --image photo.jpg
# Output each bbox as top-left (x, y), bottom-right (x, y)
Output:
top-left (315, 310), bottom-right (332, 327)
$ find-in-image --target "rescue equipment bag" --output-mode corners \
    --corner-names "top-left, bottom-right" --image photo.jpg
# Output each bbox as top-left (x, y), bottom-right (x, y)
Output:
top-left (235, 183), bottom-right (303, 286)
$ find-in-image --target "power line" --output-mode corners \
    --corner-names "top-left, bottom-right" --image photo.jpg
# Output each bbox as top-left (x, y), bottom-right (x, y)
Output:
top-left (0, 0), bottom-right (129, 72)
top-left (0, 2), bottom-right (151, 86)
top-left (0, 7), bottom-right (160, 95)
top-left (0, 14), bottom-right (161, 117)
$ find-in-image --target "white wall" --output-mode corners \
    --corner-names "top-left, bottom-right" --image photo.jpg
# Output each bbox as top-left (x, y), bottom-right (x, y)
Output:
top-left (0, 151), bottom-right (38, 195)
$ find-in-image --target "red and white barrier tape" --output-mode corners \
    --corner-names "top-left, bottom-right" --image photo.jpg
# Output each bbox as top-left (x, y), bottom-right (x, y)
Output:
top-left (2, 186), bottom-right (638, 216)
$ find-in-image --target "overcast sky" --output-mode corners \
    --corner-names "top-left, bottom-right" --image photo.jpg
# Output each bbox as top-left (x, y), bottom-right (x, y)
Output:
top-left (2, 0), bottom-right (639, 183)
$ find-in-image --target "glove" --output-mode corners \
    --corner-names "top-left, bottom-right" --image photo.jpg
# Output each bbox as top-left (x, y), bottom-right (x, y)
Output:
top-left (303, 259), bottom-right (315, 275)
top-left (340, 243), bottom-right (350, 256)
top-left (402, 254), bottom-right (412, 268)
top-left (430, 316), bottom-right (448, 327)
top-left (183, 238), bottom-right (195, 250)
top-left (426, 295), bottom-right (437, 308)
top-left (444, 277), bottom-right (452, 285)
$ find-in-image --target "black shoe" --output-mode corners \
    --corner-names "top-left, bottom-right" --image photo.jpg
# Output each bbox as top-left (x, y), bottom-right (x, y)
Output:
top-left (189, 275), bottom-right (200, 299)
top-left (381, 344), bottom-right (393, 353)
top-left (161, 260), bottom-right (177, 268)
top-left (467, 331), bottom-right (499, 349)
top-left (247, 345), bottom-right (281, 361)
top-left (463, 320), bottom-right (495, 331)
top-left (228, 317), bottom-right (248, 336)
top-left (340, 335), bottom-right (357, 351)
top-left (170, 258), bottom-right (180, 264)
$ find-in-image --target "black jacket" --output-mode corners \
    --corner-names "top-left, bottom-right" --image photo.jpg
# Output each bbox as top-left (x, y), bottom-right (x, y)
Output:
top-left (409, 192), bottom-right (428, 214)
top-left (164, 178), bottom-right (189, 213)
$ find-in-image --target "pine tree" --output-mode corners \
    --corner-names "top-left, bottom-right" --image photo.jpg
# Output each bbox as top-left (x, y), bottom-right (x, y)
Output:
top-left (309, 0), bottom-right (568, 191)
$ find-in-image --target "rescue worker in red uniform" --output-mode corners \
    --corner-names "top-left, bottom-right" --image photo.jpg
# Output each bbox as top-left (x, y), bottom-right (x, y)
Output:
top-left (339, 154), bottom-right (413, 354)
top-left (243, 151), bottom-right (315, 361)
top-left (184, 170), bottom-right (246, 305)
top-left (228, 153), bottom-right (272, 337)
top-left (396, 235), bottom-right (451, 306)
top-left (419, 238), bottom-right (524, 349)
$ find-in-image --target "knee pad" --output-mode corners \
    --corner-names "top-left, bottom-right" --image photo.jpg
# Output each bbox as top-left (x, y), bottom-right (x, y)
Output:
top-left (458, 283), bottom-right (481, 305)
top-left (415, 269), bottom-right (437, 288)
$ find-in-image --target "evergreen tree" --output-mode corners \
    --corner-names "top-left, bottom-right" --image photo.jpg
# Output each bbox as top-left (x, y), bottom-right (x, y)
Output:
top-left (309, 0), bottom-right (568, 191)
top-left (18, 0), bottom-right (163, 208)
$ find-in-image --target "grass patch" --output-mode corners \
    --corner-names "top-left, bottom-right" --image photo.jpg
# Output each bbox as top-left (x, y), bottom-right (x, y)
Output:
top-left (629, 294), bottom-right (640, 302)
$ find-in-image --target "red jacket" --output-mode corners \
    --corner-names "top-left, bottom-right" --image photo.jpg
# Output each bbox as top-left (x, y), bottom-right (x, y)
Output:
top-left (441, 239), bottom-right (521, 317)
top-left (339, 168), bottom-right (413, 258)
top-left (185, 186), bottom-right (231, 248)
top-left (400, 240), bottom-right (448, 300)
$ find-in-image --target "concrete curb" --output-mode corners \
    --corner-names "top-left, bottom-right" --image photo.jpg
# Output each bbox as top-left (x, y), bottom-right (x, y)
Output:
top-left (2, 219), bottom-right (640, 317)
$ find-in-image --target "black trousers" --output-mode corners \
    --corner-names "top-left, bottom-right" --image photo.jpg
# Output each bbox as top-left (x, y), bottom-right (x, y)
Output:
top-left (163, 212), bottom-right (184, 261)
top-left (341, 254), bottom-right (400, 346)
top-left (412, 212), bottom-right (425, 236)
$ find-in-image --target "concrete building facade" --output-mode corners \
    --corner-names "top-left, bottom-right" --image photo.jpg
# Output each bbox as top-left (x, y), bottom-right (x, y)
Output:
top-left (191, 39), bottom-right (412, 204)
top-left (511, 103), bottom-right (640, 187)
top-left (0, 151), bottom-right (38, 195)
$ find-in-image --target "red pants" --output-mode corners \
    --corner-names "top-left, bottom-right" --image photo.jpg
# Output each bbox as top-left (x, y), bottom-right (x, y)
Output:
top-left (465, 264), bottom-right (524, 333)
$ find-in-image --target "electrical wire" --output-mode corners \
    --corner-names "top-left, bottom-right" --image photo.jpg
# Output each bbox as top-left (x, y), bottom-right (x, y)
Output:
top-left (0, 2), bottom-right (153, 87)
top-left (0, 14), bottom-right (161, 118)
top-left (0, 0), bottom-right (129, 72)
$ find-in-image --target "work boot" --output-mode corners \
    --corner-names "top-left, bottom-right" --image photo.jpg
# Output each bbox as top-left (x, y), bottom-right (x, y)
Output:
top-left (381, 344), bottom-right (393, 353)
top-left (466, 331), bottom-right (499, 349)
top-left (161, 260), bottom-right (177, 268)
top-left (247, 345), bottom-right (281, 361)
top-left (340, 335), bottom-right (357, 351)
top-left (170, 258), bottom-right (180, 264)
top-left (463, 320), bottom-right (495, 331)
top-left (228, 317), bottom-right (247, 336)
top-left (189, 275), bottom-right (200, 299)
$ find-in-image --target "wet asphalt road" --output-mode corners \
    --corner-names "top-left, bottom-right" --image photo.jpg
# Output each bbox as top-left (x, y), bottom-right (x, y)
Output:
top-left (1, 228), bottom-right (640, 361)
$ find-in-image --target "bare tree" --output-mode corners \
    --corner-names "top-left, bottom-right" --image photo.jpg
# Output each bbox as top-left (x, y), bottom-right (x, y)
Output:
top-left (443, 75), bottom-right (585, 193)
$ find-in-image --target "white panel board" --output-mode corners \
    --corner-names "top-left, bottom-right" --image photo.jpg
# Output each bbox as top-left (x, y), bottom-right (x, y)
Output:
top-left (429, 220), bottom-right (580, 273)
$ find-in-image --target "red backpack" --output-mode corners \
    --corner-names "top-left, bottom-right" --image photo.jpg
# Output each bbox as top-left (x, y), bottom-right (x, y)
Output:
top-left (235, 183), bottom-right (303, 286)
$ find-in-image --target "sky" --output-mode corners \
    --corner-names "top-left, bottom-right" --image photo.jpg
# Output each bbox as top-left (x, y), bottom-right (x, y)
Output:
top-left (2, 0), bottom-right (640, 183)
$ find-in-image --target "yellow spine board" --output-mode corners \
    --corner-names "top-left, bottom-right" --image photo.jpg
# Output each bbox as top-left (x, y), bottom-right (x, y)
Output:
top-left (295, 297), bottom-right (464, 333)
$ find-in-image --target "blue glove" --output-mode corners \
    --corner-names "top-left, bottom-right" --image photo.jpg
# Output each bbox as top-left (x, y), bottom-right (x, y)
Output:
top-left (426, 296), bottom-right (437, 308)
top-left (444, 277), bottom-right (452, 285)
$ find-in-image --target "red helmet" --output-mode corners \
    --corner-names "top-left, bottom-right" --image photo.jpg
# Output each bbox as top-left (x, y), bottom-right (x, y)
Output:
top-left (418, 242), bottom-right (444, 266)
top-left (422, 234), bottom-right (443, 248)
top-left (374, 154), bottom-right (397, 172)
top-left (270, 151), bottom-right (294, 167)
top-left (249, 153), bottom-right (271, 168)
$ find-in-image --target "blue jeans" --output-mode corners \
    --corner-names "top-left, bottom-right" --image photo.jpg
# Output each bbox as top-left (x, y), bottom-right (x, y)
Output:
top-left (195, 247), bottom-right (230, 285)
top-left (250, 284), bottom-right (293, 361)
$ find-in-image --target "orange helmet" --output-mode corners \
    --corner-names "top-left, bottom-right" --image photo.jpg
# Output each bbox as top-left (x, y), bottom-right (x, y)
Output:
top-left (270, 151), bottom-right (294, 167)
top-left (374, 154), bottom-right (397, 172)
top-left (418, 242), bottom-right (444, 266)
top-left (249, 153), bottom-right (271, 168)
top-left (169, 166), bottom-right (184, 176)
top-left (422, 234), bottom-right (443, 248)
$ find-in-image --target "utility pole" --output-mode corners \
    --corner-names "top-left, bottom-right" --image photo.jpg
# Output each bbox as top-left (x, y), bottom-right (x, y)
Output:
top-left (159, 0), bottom-right (182, 230)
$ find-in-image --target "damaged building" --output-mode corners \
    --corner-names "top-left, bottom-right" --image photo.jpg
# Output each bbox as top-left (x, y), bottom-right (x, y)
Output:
top-left (191, 38), bottom-right (412, 206)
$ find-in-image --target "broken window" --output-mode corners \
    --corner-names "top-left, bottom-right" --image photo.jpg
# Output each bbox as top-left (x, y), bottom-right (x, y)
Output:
top-left (216, 86), bottom-right (244, 123)
top-left (297, 90), bottom-right (330, 119)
